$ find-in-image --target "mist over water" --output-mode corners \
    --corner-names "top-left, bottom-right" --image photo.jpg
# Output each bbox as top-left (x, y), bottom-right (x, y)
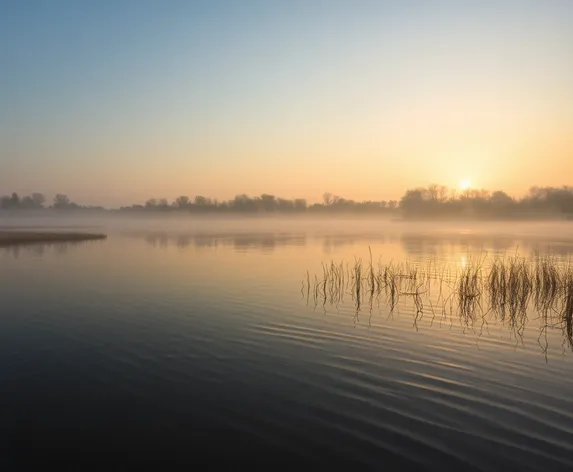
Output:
top-left (2, 216), bottom-right (573, 468)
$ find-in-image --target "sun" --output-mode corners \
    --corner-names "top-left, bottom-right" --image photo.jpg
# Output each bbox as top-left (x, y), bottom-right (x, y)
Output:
top-left (459, 179), bottom-right (471, 191)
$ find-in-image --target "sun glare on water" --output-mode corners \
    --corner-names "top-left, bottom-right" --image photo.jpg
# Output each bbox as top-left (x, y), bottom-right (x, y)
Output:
top-left (459, 179), bottom-right (471, 190)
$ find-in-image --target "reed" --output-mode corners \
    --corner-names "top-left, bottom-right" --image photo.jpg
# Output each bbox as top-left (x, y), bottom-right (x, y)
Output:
top-left (562, 266), bottom-right (573, 349)
top-left (303, 252), bottom-right (573, 350)
top-left (457, 255), bottom-right (484, 321)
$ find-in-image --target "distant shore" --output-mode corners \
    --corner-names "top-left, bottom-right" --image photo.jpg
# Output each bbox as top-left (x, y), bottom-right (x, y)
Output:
top-left (0, 230), bottom-right (107, 247)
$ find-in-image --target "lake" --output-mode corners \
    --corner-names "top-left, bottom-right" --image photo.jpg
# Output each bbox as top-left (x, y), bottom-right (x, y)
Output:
top-left (2, 218), bottom-right (573, 469)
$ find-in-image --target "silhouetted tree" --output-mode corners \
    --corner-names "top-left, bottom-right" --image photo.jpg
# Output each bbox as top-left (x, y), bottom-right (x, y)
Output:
top-left (10, 192), bottom-right (20, 207)
top-left (194, 196), bottom-right (209, 206)
top-left (53, 194), bottom-right (70, 209)
top-left (20, 196), bottom-right (36, 209)
top-left (399, 188), bottom-right (427, 216)
top-left (232, 194), bottom-right (257, 212)
top-left (294, 199), bottom-right (307, 211)
top-left (260, 194), bottom-right (277, 212)
top-left (175, 196), bottom-right (190, 209)
top-left (490, 191), bottom-right (513, 205)
top-left (32, 193), bottom-right (46, 208)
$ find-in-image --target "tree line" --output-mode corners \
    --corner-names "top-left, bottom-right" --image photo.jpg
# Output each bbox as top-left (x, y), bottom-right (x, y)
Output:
top-left (0, 192), bottom-right (104, 211)
top-left (399, 185), bottom-right (573, 218)
top-left (2, 185), bottom-right (573, 218)
top-left (119, 193), bottom-right (399, 214)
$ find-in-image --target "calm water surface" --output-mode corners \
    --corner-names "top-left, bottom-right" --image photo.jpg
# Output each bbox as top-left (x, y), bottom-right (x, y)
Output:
top-left (2, 219), bottom-right (573, 469)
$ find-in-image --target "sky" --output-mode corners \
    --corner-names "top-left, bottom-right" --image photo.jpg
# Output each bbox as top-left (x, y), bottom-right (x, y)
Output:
top-left (2, 0), bottom-right (572, 207)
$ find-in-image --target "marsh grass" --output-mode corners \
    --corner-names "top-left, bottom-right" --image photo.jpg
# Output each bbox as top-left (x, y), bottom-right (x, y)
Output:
top-left (303, 250), bottom-right (573, 351)
top-left (562, 267), bottom-right (573, 349)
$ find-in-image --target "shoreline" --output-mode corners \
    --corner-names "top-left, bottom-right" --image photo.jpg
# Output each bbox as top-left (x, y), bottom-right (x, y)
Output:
top-left (0, 231), bottom-right (107, 247)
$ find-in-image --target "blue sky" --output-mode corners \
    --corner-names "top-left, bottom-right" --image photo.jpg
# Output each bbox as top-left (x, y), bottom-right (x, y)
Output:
top-left (2, 1), bottom-right (572, 206)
